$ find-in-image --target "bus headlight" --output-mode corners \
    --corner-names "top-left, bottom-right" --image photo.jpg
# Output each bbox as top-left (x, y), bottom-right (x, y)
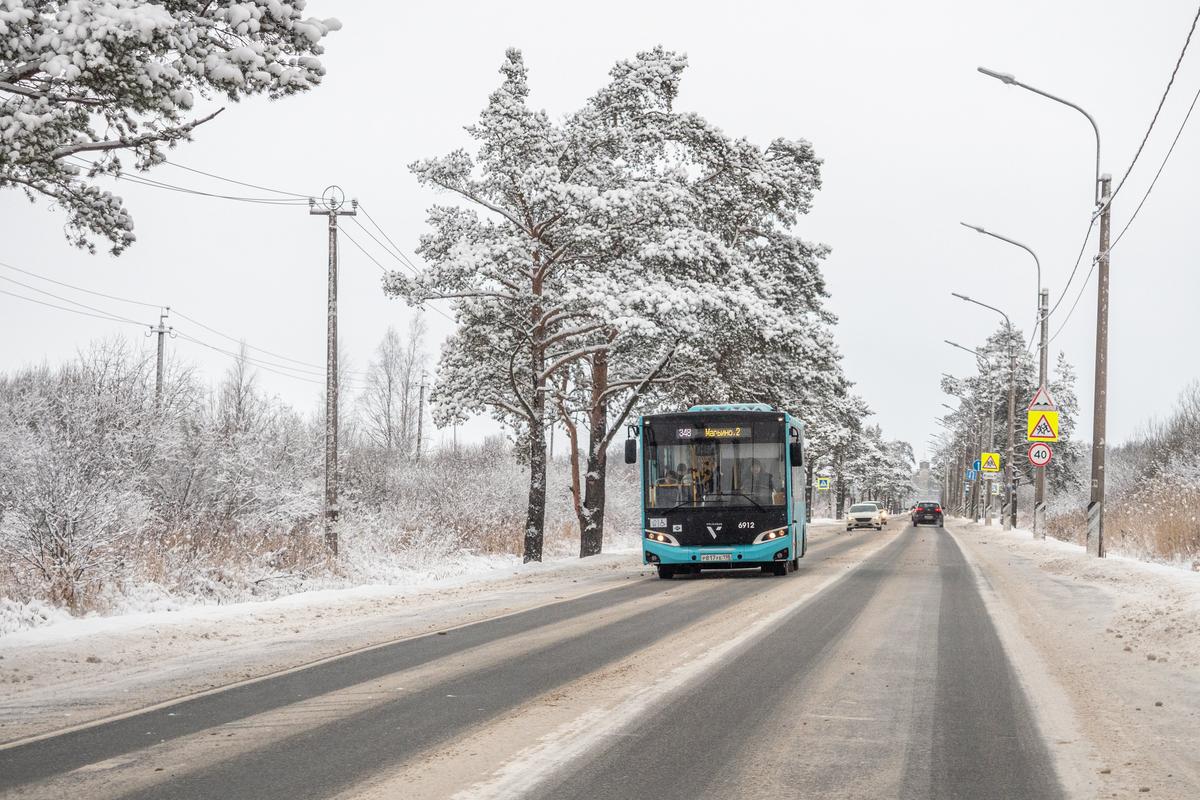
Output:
top-left (752, 527), bottom-right (789, 544)
top-left (644, 530), bottom-right (680, 546)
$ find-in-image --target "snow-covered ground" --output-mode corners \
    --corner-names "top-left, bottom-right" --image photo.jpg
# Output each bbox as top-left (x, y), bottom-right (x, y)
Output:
top-left (950, 518), bottom-right (1200, 799)
top-left (0, 546), bottom-right (644, 743)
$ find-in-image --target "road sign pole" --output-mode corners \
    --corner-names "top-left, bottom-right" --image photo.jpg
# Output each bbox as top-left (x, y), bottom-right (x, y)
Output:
top-left (1034, 288), bottom-right (1049, 539)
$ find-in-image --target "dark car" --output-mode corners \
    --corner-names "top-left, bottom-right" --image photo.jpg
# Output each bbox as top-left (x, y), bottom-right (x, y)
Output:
top-left (911, 501), bottom-right (944, 527)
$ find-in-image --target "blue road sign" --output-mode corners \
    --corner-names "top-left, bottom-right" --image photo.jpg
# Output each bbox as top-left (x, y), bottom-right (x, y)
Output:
top-left (973, 459), bottom-right (982, 471)
top-left (965, 469), bottom-right (978, 481)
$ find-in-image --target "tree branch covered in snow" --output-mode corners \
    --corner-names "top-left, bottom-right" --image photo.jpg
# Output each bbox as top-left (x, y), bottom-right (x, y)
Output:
top-left (0, 1), bottom-right (340, 253)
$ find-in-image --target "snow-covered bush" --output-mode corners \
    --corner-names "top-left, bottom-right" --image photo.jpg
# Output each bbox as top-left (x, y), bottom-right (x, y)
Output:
top-left (0, 337), bottom-right (643, 617)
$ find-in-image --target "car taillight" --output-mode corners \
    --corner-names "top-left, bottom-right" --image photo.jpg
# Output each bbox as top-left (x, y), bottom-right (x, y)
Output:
top-left (935, 506), bottom-right (942, 514)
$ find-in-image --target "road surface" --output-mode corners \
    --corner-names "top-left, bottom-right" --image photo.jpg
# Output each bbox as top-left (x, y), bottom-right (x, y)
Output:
top-left (0, 523), bottom-right (1064, 799)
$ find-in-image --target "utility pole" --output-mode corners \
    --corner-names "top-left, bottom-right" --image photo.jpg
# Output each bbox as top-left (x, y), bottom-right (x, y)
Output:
top-left (1088, 175), bottom-right (1112, 558)
top-left (416, 371), bottom-right (426, 463)
top-left (1034, 287), bottom-right (1050, 538)
top-left (309, 187), bottom-right (356, 557)
top-left (149, 307), bottom-right (172, 410)
top-left (1006, 336), bottom-right (1017, 530)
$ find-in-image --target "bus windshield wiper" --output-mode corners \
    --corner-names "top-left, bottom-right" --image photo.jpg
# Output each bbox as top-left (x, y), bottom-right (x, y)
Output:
top-left (705, 492), bottom-right (767, 513)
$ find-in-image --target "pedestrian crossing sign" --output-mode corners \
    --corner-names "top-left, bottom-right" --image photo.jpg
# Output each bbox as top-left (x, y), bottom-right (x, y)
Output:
top-left (816, 476), bottom-right (831, 491)
top-left (980, 452), bottom-right (1001, 473)
top-left (1026, 410), bottom-right (1060, 442)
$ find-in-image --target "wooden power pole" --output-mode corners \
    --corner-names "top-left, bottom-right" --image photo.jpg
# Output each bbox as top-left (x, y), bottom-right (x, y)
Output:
top-left (1087, 175), bottom-right (1112, 558)
top-left (310, 187), bottom-right (356, 557)
top-left (416, 371), bottom-right (426, 463)
top-left (149, 307), bottom-right (172, 410)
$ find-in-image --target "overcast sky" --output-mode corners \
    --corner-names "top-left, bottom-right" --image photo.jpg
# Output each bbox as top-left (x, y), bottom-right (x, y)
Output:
top-left (3, 0), bottom-right (1199, 461)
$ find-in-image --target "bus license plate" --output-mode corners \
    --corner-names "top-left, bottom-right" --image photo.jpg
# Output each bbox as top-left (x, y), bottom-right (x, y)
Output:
top-left (700, 553), bottom-right (731, 562)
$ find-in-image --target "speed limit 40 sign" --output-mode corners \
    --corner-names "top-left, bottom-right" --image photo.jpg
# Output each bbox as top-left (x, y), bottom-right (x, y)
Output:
top-left (1028, 442), bottom-right (1053, 467)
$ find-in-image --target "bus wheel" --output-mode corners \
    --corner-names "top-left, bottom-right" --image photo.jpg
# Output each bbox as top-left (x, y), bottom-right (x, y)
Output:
top-left (656, 565), bottom-right (675, 580)
top-left (789, 557), bottom-right (800, 572)
top-left (772, 562), bottom-right (789, 577)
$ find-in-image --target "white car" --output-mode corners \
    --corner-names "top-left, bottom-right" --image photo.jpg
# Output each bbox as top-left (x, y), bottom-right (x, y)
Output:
top-left (846, 503), bottom-right (883, 531)
top-left (865, 502), bottom-right (889, 525)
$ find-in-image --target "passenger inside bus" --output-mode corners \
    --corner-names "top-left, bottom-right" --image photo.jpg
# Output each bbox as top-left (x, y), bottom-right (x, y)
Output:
top-left (745, 458), bottom-right (776, 502)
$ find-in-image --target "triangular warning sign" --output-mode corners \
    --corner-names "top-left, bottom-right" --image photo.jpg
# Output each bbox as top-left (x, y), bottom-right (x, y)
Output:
top-left (982, 454), bottom-right (998, 471)
top-left (1027, 385), bottom-right (1057, 411)
top-left (1030, 415), bottom-right (1054, 439)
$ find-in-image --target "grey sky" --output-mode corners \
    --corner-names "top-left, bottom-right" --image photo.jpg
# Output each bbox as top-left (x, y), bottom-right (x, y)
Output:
top-left (2, 0), bottom-right (1198, 459)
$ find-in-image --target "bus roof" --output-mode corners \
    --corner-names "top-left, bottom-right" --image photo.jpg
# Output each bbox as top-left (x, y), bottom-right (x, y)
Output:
top-left (686, 403), bottom-right (776, 413)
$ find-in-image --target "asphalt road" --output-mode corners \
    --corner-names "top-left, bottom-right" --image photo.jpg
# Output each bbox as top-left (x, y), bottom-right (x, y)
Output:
top-left (0, 525), bottom-right (1063, 800)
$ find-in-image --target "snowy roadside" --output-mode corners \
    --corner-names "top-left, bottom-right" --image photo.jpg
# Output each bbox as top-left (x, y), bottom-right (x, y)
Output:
top-left (949, 518), bottom-right (1200, 799)
top-left (0, 546), bottom-right (641, 744)
top-left (0, 521), bottom-right (847, 745)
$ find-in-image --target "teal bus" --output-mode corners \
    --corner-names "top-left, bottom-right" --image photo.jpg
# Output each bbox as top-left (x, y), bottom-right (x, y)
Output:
top-left (624, 403), bottom-right (807, 579)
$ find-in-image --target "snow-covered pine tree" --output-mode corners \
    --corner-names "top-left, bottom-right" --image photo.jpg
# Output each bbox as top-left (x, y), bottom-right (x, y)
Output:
top-left (392, 47), bottom-right (832, 559)
top-left (0, 1), bottom-right (340, 253)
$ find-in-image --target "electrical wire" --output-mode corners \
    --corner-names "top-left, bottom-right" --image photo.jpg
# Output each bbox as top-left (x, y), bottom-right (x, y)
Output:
top-left (174, 332), bottom-right (327, 385)
top-left (68, 157), bottom-right (310, 206)
top-left (1111, 2), bottom-right (1200, 204)
top-left (348, 217), bottom-right (419, 277)
top-left (1046, 216), bottom-right (1098, 322)
top-left (174, 331), bottom-right (367, 387)
top-left (1048, 255), bottom-right (1098, 344)
top-left (0, 272), bottom-right (147, 325)
top-left (170, 309), bottom-right (325, 371)
top-left (339, 228), bottom-right (456, 322)
top-left (0, 287), bottom-right (147, 327)
top-left (0, 260), bottom-right (163, 309)
top-left (160, 159), bottom-right (312, 199)
top-left (356, 202), bottom-right (423, 274)
top-left (1050, 71), bottom-right (1200, 343)
top-left (1109, 80), bottom-right (1200, 254)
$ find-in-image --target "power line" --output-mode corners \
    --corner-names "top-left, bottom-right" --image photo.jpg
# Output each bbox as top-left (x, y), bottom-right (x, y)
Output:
top-left (174, 331), bottom-right (367, 387)
top-left (1048, 254), bottom-right (1098, 343)
top-left (160, 159), bottom-right (312, 199)
top-left (339, 227), bottom-right (456, 322)
top-left (356, 202), bottom-right (423, 274)
top-left (69, 157), bottom-right (309, 206)
top-left (1046, 216), bottom-right (1098, 321)
top-left (1111, 2), bottom-right (1200, 204)
top-left (174, 332), bottom-right (326, 385)
top-left (0, 260), bottom-right (163, 309)
top-left (0, 287), bottom-right (146, 327)
top-left (0, 272), bottom-right (146, 325)
top-left (171, 309), bottom-right (322, 371)
top-left (348, 217), bottom-right (419, 276)
top-left (1054, 59), bottom-right (1200, 344)
top-left (1109, 80), bottom-right (1200, 254)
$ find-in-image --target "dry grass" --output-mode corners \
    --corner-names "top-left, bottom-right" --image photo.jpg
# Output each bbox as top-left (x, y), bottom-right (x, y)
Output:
top-left (1045, 482), bottom-right (1200, 568)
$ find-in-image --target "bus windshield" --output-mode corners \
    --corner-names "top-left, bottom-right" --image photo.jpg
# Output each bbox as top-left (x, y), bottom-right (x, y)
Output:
top-left (643, 415), bottom-right (787, 510)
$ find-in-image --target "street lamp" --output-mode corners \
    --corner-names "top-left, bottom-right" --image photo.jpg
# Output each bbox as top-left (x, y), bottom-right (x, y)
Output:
top-left (951, 292), bottom-right (1017, 530)
top-left (959, 222), bottom-right (1051, 535)
top-left (977, 66), bottom-right (1101, 205)
top-left (977, 64), bottom-right (1110, 557)
top-left (945, 339), bottom-right (1000, 525)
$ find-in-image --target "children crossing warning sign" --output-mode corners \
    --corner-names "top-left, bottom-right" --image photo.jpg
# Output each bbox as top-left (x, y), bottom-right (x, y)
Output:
top-left (979, 452), bottom-right (1001, 472)
top-left (1026, 410), bottom-right (1060, 442)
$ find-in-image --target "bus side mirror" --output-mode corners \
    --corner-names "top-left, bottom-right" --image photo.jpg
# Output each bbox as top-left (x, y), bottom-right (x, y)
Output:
top-left (624, 439), bottom-right (637, 464)
top-left (790, 442), bottom-right (803, 466)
